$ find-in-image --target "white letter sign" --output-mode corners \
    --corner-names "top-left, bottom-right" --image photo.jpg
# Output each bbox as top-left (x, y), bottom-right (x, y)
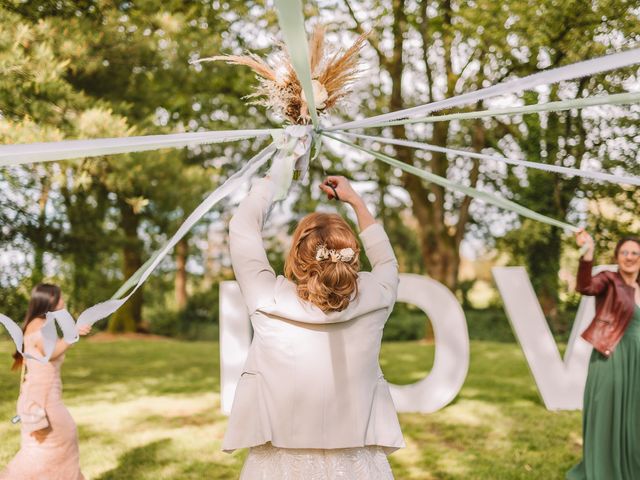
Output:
top-left (388, 274), bottom-right (469, 413)
top-left (219, 274), bottom-right (470, 414)
top-left (492, 265), bottom-right (614, 410)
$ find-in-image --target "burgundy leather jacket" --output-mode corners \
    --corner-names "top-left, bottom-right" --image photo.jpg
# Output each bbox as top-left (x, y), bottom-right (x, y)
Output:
top-left (578, 259), bottom-right (637, 357)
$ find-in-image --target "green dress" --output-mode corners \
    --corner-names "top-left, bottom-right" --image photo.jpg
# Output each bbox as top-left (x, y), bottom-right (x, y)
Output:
top-left (567, 305), bottom-right (640, 479)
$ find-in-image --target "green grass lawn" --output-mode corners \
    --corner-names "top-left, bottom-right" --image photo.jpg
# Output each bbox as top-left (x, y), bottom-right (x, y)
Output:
top-left (0, 338), bottom-right (582, 479)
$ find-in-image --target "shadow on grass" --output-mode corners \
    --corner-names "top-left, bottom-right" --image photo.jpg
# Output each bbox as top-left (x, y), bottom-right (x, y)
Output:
top-left (96, 439), bottom-right (171, 480)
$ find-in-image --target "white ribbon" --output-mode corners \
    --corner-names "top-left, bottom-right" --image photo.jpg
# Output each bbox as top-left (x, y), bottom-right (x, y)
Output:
top-left (328, 48), bottom-right (640, 130)
top-left (269, 125), bottom-right (313, 200)
top-left (324, 131), bottom-right (577, 232)
top-left (340, 132), bottom-right (640, 186)
top-left (75, 143), bottom-right (276, 327)
top-left (0, 129), bottom-right (278, 167)
top-left (1, 144), bottom-right (276, 358)
top-left (1, 309), bottom-right (79, 364)
top-left (112, 130), bottom-right (310, 300)
top-left (354, 91), bottom-right (640, 129)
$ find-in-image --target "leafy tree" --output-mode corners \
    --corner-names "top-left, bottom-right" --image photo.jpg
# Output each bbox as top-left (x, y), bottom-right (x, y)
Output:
top-left (0, 1), bottom-right (270, 331)
top-left (327, 0), bottom-right (638, 328)
top-left (491, 0), bottom-right (640, 326)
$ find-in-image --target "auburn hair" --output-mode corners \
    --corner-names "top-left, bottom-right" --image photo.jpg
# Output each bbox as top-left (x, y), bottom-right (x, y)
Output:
top-left (11, 283), bottom-right (61, 371)
top-left (285, 212), bottom-right (360, 312)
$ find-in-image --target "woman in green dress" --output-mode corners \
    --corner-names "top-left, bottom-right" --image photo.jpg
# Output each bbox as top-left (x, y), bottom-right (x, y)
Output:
top-left (568, 231), bottom-right (640, 479)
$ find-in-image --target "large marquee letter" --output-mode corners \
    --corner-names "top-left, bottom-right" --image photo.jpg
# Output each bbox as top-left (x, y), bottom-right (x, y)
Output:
top-left (492, 265), bottom-right (613, 410)
top-left (219, 281), bottom-right (252, 414)
top-left (388, 274), bottom-right (470, 413)
top-left (219, 274), bottom-right (470, 414)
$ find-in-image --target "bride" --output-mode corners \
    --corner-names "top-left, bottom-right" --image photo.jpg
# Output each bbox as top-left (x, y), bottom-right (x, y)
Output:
top-left (223, 172), bottom-right (404, 479)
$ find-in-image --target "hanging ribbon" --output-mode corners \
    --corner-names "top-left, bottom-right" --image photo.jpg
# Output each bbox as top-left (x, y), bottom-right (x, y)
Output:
top-left (1, 144), bottom-right (277, 359)
top-left (323, 132), bottom-right (577, 232)
top-left (351, 91), bottom-right (640, 129)
top-left (269, 125), bottom-right (313, 200)
top-left (339, 131), bottom-right (640, 186)
top-left (112, 127), bottom-right (313, 299)
top-left (328, 48), bottom-right (640, 131)
top-left (1, 309), bottom-right (80, 364)
top-left (0, 129), bottom-right (278, 167)
top-left (273, 0), bottom-right (320, 129)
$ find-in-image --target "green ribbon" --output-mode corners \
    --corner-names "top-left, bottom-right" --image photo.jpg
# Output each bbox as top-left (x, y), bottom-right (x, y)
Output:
top-left (335, 92), bottom-right (640, 129)
top-left (274, 0), bottom-right (319, 129)
top-left (323, 132), bottom-right (577, 232)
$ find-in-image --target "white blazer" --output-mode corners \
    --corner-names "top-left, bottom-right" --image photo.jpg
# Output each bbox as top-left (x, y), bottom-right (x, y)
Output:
top-left (223, 178), bottom-right (405, 453)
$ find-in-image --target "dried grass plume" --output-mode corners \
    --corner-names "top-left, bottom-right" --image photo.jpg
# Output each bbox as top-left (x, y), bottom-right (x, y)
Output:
top-left (194, 24), bottom-right (368, 124)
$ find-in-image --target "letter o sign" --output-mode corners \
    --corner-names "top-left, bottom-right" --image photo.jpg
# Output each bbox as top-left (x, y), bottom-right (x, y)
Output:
top-left (219, 274), bottom-right (470, 414)
top-left (387, 274), bottom-right (470, 413)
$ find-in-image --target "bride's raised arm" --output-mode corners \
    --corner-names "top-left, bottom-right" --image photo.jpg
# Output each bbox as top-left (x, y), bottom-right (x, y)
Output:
top-left (229, 177), bottom-right (278, 314)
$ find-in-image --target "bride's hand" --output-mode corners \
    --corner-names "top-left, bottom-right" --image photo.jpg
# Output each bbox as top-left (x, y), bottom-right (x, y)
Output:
top-left (319, 176), bottom-right (360, 205)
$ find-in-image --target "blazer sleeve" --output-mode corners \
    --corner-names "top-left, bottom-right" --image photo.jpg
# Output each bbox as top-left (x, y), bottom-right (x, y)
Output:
top-left (359, 223), bottom-right (399, 305)
top-left (229, 177), bottom-right (278, 313)
top-left (576, 258), bottom-right (610, 296)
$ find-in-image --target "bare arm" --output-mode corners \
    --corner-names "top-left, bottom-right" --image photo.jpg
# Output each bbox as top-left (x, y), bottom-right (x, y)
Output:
top-left (349, 198), bottom-right (376, 232)
top-left (29, 322), bottom-right (91, 361)
top-left (49, 338), bottom-right (75, 361)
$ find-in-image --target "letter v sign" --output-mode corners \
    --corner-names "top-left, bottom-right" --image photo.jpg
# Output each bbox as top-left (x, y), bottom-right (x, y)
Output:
top-left (492, 265), bottom-right (615, 410)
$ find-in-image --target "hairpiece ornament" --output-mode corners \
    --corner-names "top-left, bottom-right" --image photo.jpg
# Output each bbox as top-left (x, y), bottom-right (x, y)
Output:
top-left (315, 244), bottom-right (355, 263)
top-left (194, 24), bottom-right (368, 125)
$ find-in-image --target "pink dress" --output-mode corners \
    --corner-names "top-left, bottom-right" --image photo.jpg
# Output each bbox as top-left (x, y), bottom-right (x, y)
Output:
top-left (0, 330), bottom-right (84, 480)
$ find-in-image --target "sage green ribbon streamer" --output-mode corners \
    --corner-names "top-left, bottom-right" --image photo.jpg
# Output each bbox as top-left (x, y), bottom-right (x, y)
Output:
top-left (111, 253), bottom-right (157, 300)
top-left (273, 0), bottom-right (319, 128)
top-left (323, 132), bottom-right (577, 232)
top-left (354, 92), bottom-right (640, 129)
top-left (340, 131), bottom-right (640, 186)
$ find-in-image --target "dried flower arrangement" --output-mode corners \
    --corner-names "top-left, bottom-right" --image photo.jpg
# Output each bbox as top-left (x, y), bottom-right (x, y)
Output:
top-left (195, 25), bottom-right (368, 125)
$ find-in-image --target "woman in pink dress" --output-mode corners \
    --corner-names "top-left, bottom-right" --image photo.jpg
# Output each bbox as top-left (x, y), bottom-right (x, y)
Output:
top-left (1, 284), bottom-right (90, 480)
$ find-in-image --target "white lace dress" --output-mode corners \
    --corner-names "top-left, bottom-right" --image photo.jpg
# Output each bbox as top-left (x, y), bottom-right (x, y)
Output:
top-left (240, 443), bottom-right (394, 480)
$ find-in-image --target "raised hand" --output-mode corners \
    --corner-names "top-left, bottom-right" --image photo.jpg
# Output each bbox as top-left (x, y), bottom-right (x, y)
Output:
top-left (319, 176), bottom-right (375, 231)
top-left (77, 325), bottom-right (92, 336)
top-left (319, 176), bottom-right (360, 205)
top-left (576, 228), bottom-right (594, 248)
top-left (575, 228), bottom-right (595, 260)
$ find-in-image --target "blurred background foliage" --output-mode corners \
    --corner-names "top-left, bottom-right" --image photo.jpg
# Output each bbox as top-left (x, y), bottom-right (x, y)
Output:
top-left (0, 0), bottom-right (638, 344)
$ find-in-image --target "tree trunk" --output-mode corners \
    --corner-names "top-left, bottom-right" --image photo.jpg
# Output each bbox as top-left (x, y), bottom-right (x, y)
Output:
top-left (389, 0), bottom-right (463, 292)
top-left (346, 0), bottom-right (483, 296)
top-left (109, 201), bottom-right (143, 333)
top-left (510, 86), bottom-right (574, 326)
top-left (175, 237), bottom-right (188, 310)
top-left (32, 172), bottom-right (50, 285)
